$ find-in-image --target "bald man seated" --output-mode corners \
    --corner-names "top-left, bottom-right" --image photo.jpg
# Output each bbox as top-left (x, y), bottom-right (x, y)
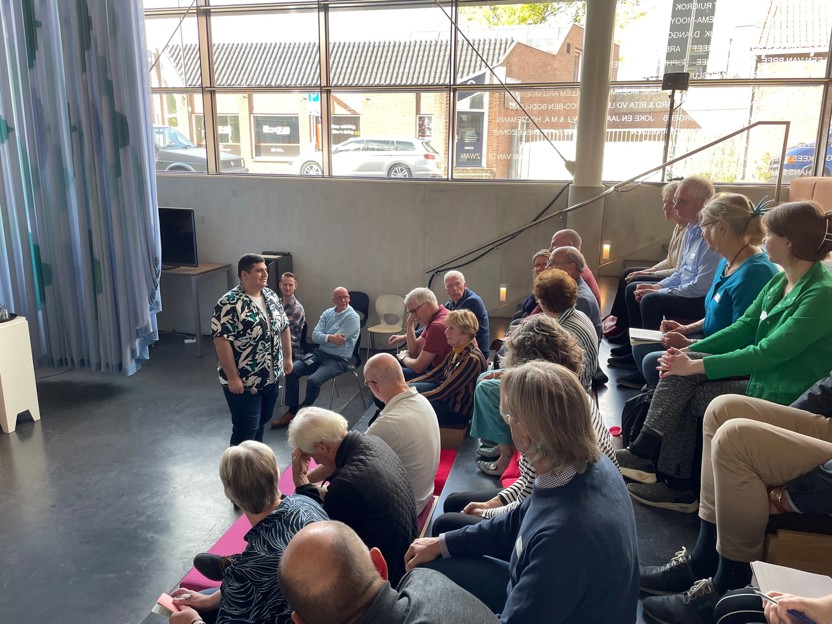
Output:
top-left (278, 521), bottom-right (499, 624)
top-left (363, 354), bottom-right (441, 514)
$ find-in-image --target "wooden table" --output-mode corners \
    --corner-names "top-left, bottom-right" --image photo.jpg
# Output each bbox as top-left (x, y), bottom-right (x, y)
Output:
top-left (162, 263), bottom-right (234, 357)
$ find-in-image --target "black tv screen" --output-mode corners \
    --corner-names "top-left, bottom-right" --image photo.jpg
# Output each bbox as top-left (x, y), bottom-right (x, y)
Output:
top-left (159, 207), bottom-right (198, 268)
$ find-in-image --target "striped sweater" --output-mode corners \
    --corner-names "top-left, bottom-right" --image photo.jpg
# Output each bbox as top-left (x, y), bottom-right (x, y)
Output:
top-left (412, 341), bottom-right (487, 418)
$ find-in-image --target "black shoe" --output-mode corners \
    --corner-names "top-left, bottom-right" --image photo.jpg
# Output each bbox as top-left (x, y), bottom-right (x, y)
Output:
top-left (640, 547), bottom-right (698, 595)
top-left (194, 553), bottom-right (237, 581)
top-left (607, 331), bottom-right (630, 345)
top-left (610, 344), bottom-right (633, 357)
top-left (607, 354), bottom-right (637, 369)
top-left (617, 369), bottom-right (647, 389)
top-left (628, 481), bottom-right (699, 513)
top-left (615, 448), bottom-right (657, 483)
top-left (642, 578), bottom-right (719, 624)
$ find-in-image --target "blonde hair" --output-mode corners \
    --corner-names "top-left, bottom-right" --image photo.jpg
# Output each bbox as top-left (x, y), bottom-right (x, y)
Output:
top-left (287, 407), bottom-right (348, 454)
top-left (661, 182), bottom-right (679, 201)
top-left (700, 192), bottom-right (765, 245)
top-left (445, 308), bottom-right (478, 339)
top-left (219, 441), bottom-right (280, 514)
top-left (501, 361), bottom-right (599, 473)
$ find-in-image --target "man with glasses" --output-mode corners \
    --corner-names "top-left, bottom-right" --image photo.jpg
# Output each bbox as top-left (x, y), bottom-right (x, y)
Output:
top-left (610, 175), bottom-right (721, 369)
top-left (548, 246), bottom-right (602, 340)
top-left (271, 286), bottom-right (360, 428)
top-left (388, 287), bottom-right (451, 380)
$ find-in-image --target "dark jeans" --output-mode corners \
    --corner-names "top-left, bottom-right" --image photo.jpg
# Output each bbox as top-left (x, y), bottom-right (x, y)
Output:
top-left (625, 282), bottom-right (706, 330)
top-left (421, 556), bottom-right (510, 615)
top-left (223, 382), bottom-right (278, 446)
top-left (410, 381), bottom-right (469, 427)
top-left (284, 350), bottom-right (348, 410)
top-left (610, 268), bottom-right (662, 324)
top-left (431, 488), bottom-right (502, 536)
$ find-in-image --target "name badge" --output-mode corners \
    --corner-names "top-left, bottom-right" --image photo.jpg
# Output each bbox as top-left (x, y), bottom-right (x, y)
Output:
top-left (713, 293), bottom-right (721, 303)
top-left (760, 311), bottom-right (768, 321)
top-left (515, 535), bottom-right (524, 558)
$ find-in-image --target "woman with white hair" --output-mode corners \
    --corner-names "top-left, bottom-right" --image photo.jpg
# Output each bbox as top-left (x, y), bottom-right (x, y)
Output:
top-left (169, 441), bottom-right (327, 624)
top-left (405, 361), bottom-right (639, 623)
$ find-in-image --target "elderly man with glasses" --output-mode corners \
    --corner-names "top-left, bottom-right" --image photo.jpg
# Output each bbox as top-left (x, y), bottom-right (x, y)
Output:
top-left (388, 287), bottom-right (452, 381)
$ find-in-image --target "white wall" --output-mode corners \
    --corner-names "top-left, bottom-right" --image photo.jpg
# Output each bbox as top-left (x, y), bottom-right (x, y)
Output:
top-left (155, 173), bottom-right (779, 335)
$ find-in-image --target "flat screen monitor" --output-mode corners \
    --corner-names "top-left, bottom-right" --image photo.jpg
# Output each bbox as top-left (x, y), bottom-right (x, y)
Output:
top-left (159, 207), bottom-right (198, 268)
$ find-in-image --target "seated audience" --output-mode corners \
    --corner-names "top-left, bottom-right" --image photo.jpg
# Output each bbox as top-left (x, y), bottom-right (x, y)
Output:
top-left (278, 521), bottom-right (499, 624)
top-left (442, 270), bottom-right (490, 354)
top-left (410, 309), bottom-right (487, 427)
top-left (548, 245), bottom-right (602, 339)
top-left (272, 287), bottom-right (360, 428)
top-left (388, 287), bottom-right (451, 380)
top-left (512, 249), bottom-right (550, 322)
top-left (616, 200), bottom-right (832, 511)
top-left (607, 182), bottom-right (685, 335)
top-left (614, 192), bottom-right (778, 387)
top-left (640, 372), bottom-right (832, 624)
top-left (287, 407), bottom-right (417, 585)
top-left (613, 175), bottom-right (721, 348)
top-left (279, 272), bottom-right (305, 354)
top-left (549, 228), bottom-right (602, 304)
top-left (170, 441), bottom-right (328, 624)
top-left (405, 361), bottom-right (639, 623)
top-left (363, 353), bottom-right (441, 514)
top-left (440, 314), bottom-right (616, 515)
top-left (531, 268), bottom-right (599, 389)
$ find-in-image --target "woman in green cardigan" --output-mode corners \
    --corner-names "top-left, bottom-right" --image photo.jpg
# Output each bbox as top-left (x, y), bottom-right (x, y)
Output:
top-left (615, 200), bottom-right (832, 512)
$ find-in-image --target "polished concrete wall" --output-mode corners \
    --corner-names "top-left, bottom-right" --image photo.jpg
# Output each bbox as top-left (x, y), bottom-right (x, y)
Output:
top-left (156, 174), bottom-right (781, 335)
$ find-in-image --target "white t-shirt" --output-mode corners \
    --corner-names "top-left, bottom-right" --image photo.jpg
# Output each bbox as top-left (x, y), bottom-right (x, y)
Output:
top-left (367, 387), bottom-right (441, 514)
top-left (251, 294), bottom-right (275, 384)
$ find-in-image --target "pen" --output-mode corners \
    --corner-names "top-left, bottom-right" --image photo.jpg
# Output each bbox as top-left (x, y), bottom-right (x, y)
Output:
top-left (754, 590), bottom-right (816, 624)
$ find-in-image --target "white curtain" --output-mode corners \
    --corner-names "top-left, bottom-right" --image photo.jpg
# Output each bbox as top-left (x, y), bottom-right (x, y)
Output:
top-left (0, 0), bottom-right (160, 375)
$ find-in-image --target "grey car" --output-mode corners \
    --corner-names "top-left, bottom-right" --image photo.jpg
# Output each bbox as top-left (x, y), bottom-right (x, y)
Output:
top-left (297, 137), bottom-right (443, 178)
top-left (153, 125), bottom-right (248, 173)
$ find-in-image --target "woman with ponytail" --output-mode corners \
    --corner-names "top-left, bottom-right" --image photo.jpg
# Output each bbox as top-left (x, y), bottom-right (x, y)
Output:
top-left (616, 200), bottom-right (832, 512)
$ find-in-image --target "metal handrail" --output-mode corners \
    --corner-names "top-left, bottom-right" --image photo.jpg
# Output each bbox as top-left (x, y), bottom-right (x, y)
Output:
top-left (426, 120), bottom-right (791, 276)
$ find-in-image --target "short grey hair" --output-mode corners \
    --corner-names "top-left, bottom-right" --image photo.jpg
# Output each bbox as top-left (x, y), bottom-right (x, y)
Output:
top-left (287, 407), bottom-right (348, 454)
top-left (661, 182), bottom-right (679, 201)
top-left (219, 441), bottom-right (280, 514)
top-left (404, 287), bottom-right (438, 308)
top-left (680, 175), bottom-right (715, 202)
top-left (533, 248), bottom-right (550, 262)
top-left (443, 270), bottom-right (465, 284)
top-left (550, 246), bottom-right (586, 272)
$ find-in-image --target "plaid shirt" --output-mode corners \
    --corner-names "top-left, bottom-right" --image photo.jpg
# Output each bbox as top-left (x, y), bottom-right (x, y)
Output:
top-left (281, 295), bottom-right (305, 351)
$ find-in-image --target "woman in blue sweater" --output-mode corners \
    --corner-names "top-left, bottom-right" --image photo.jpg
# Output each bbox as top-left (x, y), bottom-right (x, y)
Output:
top-left (405, 361), bottom-right (639, 624)
top-left (617, 192), bottom-right (778, 388)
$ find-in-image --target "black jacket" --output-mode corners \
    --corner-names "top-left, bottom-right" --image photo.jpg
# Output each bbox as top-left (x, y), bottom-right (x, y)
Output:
top-left (297, 431), bottom-right (417, 585)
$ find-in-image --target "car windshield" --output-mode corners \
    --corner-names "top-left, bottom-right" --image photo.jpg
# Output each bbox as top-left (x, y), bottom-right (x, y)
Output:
top-left (154, 127), bottom-right (197, 149)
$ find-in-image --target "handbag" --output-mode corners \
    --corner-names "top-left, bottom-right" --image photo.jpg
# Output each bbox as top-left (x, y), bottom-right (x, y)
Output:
top-left (621, 387), bottom-right (654, 447)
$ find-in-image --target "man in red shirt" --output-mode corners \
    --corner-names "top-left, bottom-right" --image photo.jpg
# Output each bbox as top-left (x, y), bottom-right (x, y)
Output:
top-left (387, 287), bottom-right (451, 381)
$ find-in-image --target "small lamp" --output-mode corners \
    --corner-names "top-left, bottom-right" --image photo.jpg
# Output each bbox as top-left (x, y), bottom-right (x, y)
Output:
top-left (499, 283), bottom-right (508, 303)
top-left (601, 241), bottom-right (612, 262)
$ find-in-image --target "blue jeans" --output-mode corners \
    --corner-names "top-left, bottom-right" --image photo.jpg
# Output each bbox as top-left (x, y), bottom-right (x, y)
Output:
top-left (223, 382), bottom-right (278, 446)
top-left (284, 350), bottom-right (348, 410)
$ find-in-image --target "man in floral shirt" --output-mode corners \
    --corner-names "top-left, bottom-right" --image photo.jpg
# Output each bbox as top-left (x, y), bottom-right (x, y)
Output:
top-left (212, 254), bottom-right (293, 445)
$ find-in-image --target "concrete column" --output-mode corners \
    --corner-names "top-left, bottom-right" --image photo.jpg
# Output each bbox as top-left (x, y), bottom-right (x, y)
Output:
top-left (566, 0), bottom-right (617, 271)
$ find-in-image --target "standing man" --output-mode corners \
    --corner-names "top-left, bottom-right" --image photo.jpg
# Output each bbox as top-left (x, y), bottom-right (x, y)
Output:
top-left (279, 272), bottom-right (305, 354)
top-left (442, 271), bottom-right (490, 354)
top-left (271, 287), bottom-right (360, 428)
top-left (212, 253), bottom-right (293, 446)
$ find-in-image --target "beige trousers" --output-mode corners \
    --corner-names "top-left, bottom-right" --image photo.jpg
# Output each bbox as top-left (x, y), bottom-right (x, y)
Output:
top-left (699, 394), bottom-right (832, 561)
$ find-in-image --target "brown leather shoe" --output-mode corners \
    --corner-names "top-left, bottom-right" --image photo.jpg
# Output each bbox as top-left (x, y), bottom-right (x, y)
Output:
top-left (270, 409), bottom-right (296, 429)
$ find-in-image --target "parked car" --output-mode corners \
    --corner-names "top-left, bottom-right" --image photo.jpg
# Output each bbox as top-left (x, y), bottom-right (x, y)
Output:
top-left (295, 137), bottom-right (443, 178)
top-left (766, 136), bottom-right (832, 182)
top-left (153, 125), bottom-right (248, 173)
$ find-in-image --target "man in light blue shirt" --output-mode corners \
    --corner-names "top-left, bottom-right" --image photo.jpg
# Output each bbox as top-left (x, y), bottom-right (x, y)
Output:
top-left (272, 286), bottom-right (360, 428)
top-left (624, 176), bottom-right (721, 331)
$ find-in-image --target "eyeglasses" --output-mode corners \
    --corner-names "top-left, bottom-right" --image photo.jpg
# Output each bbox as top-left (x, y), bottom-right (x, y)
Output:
top-left (407, 302), bottom-right (426, 315)
top-left (334, 295), bottom-right (350, 300)
top-left (700, 221), bottom-right (717, 228)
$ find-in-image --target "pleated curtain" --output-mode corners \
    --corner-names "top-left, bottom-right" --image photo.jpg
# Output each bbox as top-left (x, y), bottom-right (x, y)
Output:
top-left (0, 0), bottom-right (160, 375)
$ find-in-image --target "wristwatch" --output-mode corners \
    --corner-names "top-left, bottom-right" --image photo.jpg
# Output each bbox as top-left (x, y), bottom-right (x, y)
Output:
top-left (769, 487), bottom-right (790, 514)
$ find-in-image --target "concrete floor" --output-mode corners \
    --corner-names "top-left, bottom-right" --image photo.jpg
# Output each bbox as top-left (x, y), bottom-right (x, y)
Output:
top-left (0, 278), bottom-right (698, 623)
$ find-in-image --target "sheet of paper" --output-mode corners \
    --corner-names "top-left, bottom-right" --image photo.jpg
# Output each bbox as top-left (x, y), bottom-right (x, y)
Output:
top-left (751, 561), bottom-right (832, 598)
top-left (629, 328), bottom-right (663, 345)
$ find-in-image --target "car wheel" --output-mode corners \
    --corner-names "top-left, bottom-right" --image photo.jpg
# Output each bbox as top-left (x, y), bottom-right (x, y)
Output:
top-left (300, 161), bottom-right (323, 176)
top-left (387, 164), bottom-right (412, 178)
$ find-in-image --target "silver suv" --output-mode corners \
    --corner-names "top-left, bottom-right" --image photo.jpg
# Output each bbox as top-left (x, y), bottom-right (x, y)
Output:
top-left (153, 126), bottom-right (248, 173)
top-left (297, 137), bottom-right (443, 178)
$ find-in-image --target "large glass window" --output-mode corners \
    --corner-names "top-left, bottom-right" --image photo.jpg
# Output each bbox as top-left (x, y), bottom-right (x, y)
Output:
top-left (144, 0), bottom-right (832, 182)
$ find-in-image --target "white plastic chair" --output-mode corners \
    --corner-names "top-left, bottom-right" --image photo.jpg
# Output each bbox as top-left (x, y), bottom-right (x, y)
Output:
top-left (366, 294), bottom-right (405, 359)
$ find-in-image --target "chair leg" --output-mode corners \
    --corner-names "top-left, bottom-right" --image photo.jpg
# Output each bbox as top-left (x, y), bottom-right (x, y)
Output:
top-left (351, 372), bottom-right (368, 409)
top-left (328, 376), bottom-right (339, 409)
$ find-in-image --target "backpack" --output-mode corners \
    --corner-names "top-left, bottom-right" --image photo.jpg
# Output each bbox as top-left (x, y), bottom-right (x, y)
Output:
top-left (621, 387), bottom-right (654, 447)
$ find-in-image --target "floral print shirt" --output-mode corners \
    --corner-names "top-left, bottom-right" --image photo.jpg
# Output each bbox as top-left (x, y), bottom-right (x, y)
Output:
top-left (211, 285), bottom-right (289, 390)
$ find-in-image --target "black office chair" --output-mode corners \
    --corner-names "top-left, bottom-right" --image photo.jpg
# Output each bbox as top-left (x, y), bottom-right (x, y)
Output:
top-left (349, 290), bottom-right (370, 330)
top-left (328, 332), bottom-right (370, 410)
top-left (298, 321), bottom-right (308, 355)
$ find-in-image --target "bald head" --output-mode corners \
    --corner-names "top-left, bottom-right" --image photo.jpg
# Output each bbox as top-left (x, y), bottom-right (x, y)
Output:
top-left (279, 521), bottom-right (386, 624)
top-left (549, 228), bottom-right (582, 252)
top-left (332, 286), bottom-right (351, 312)
top-left (363, 353), bottom-right (408, 403)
